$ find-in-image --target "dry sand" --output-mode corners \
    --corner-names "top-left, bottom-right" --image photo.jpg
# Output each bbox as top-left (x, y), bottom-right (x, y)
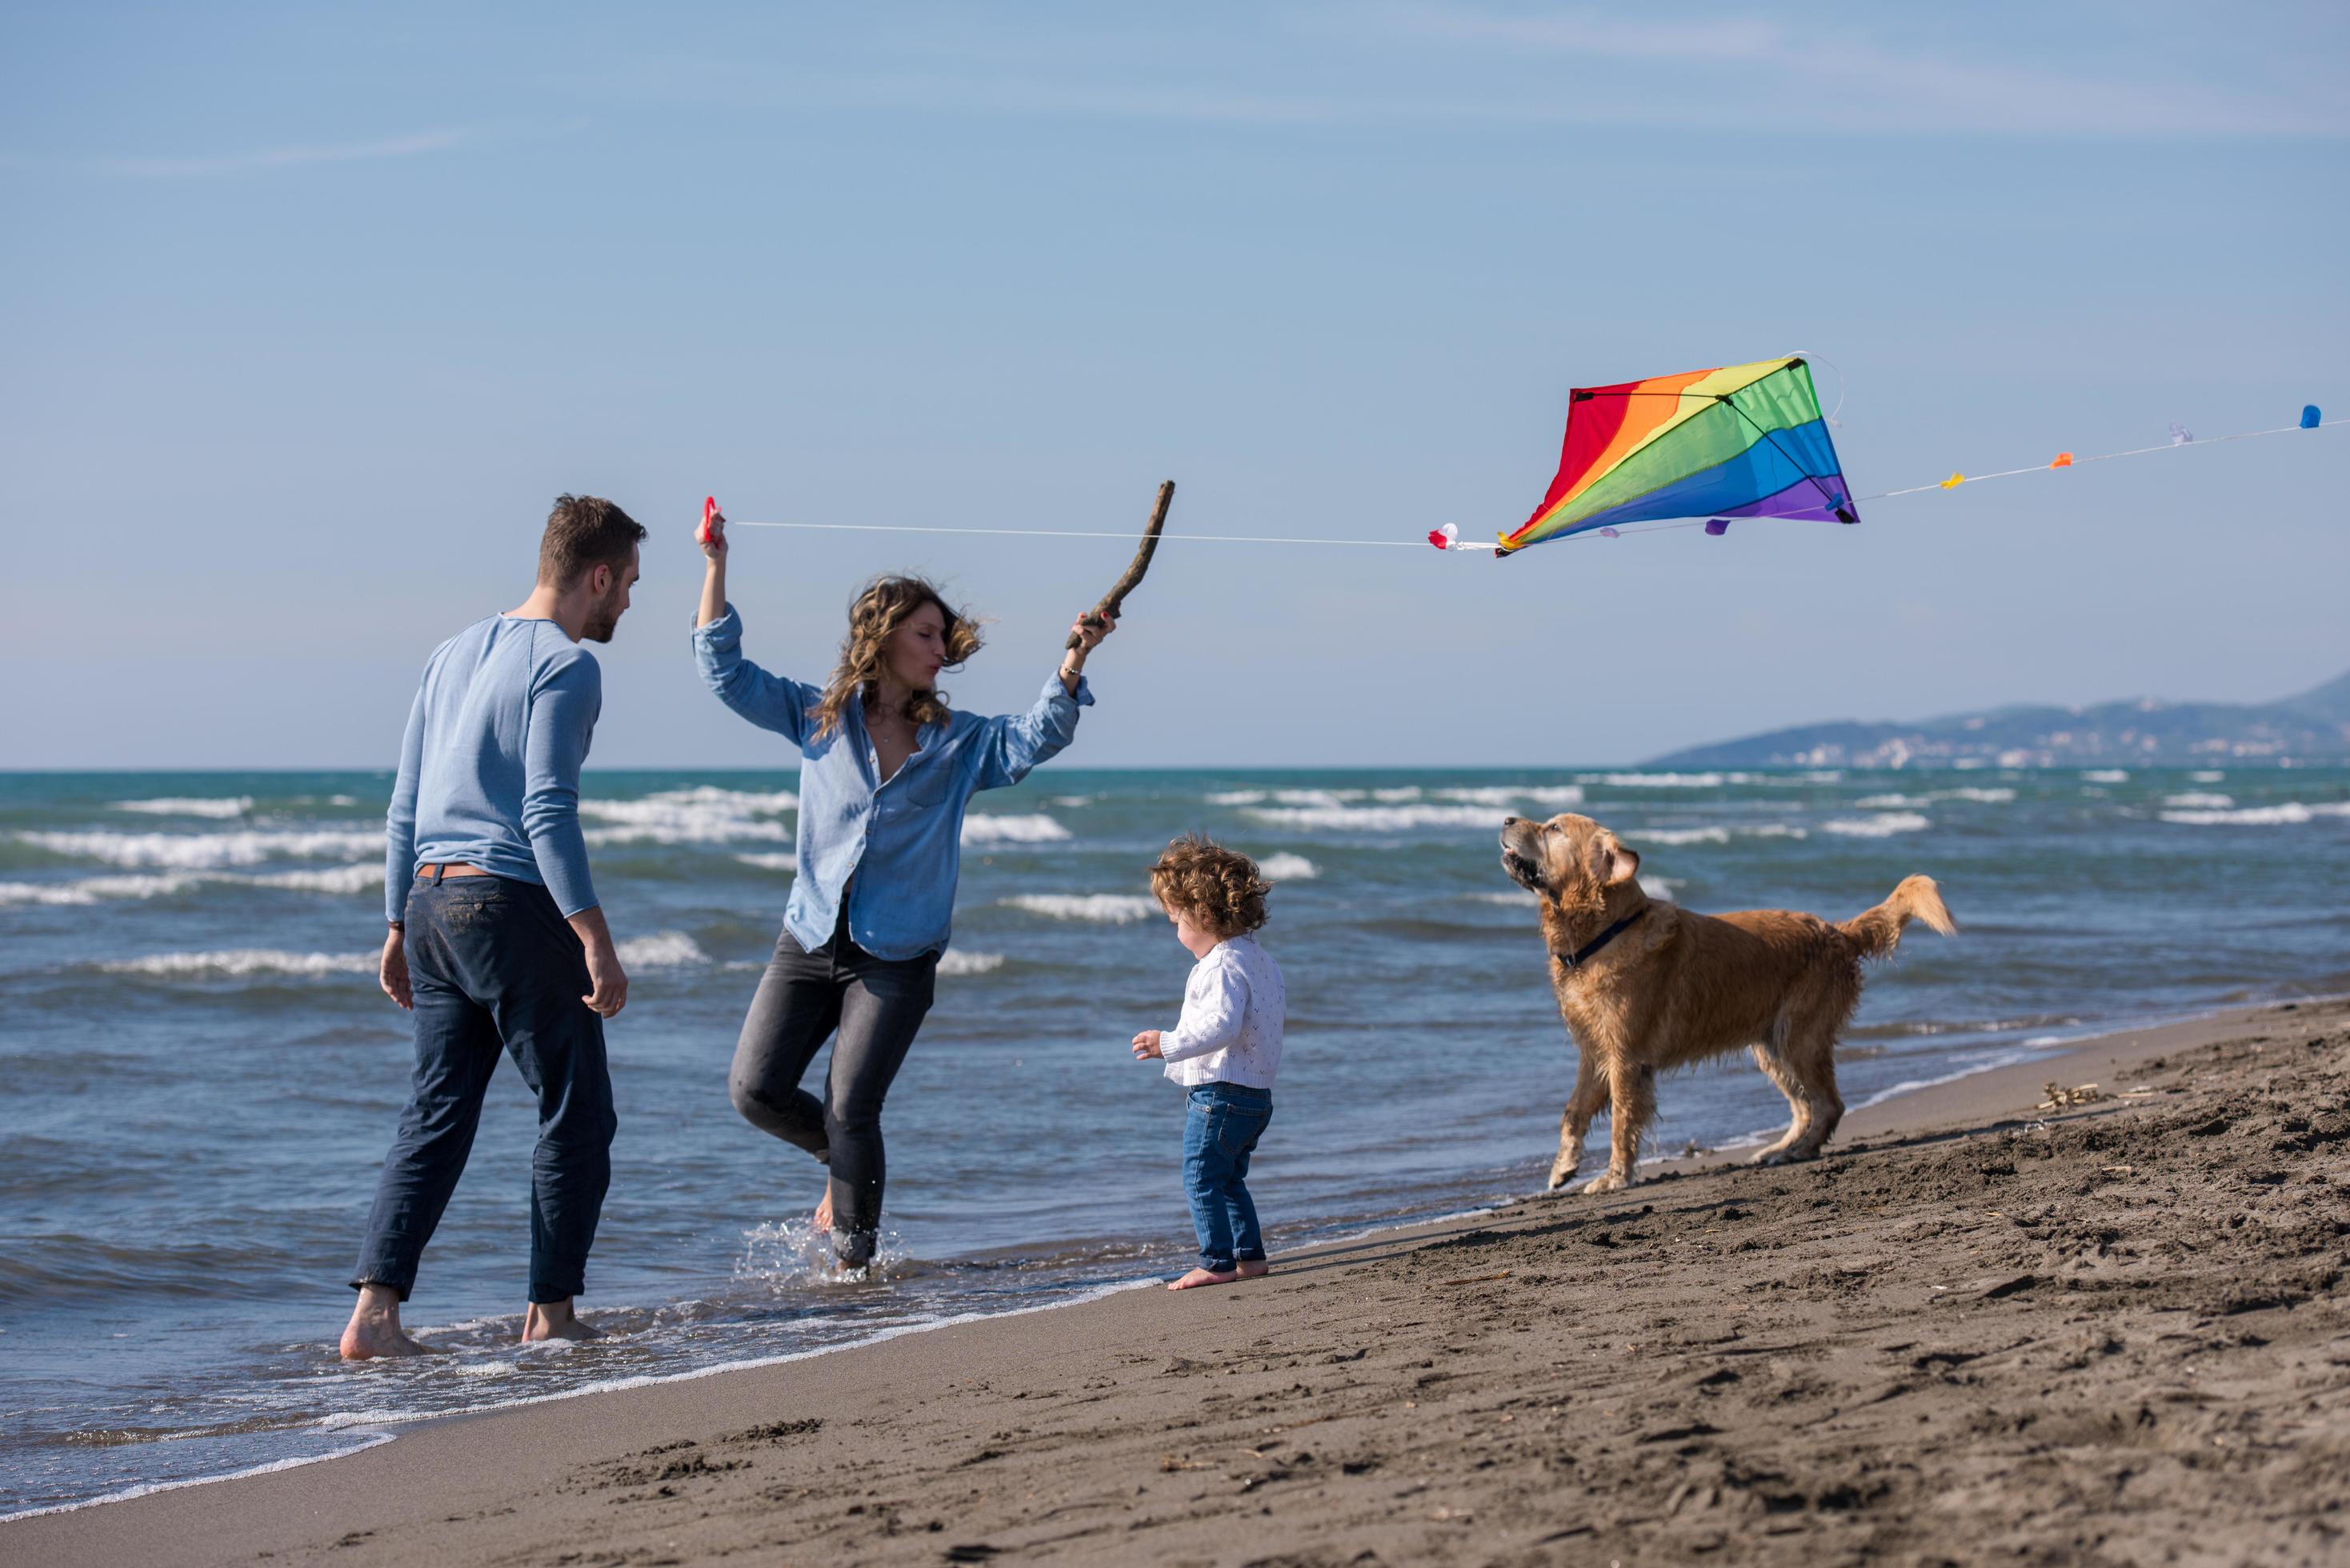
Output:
top-left (9, 997), bottom-right (2348, 1566)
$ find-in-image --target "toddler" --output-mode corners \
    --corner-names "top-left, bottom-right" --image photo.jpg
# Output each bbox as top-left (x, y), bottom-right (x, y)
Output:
top-left (1131, 834), bottom-right (1286, 1290)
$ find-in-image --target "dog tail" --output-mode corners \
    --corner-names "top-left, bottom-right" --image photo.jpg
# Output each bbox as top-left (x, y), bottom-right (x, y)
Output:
top-left (1840, 874), bottom-right (1957, 959)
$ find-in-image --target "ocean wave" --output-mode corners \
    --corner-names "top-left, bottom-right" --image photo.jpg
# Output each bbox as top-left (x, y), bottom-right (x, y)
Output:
top-left (1243, 803), bottom-right (1505, 832)
top-left (113, 797), bottom-right (254, 819)
top-left (960, 814), bottom-right (1071, 845)
top-left (579, 787), bottom-right (795, 845)
top-left (2159, 802), bottom-right (2350, 827)
top-left (0, 872), bottom-right (207, 906)
top-left (98, 950), bottom-right (375, 979)
top-left (2161, 792), bottom-right (2234, 810)
top-left (1258, 853), bottom-right (1318, 881)
top-left (2082, 770), bottom-right (2130, 783)
top-left (1204, 790), bottom-right (1266, 806)
top-left (1427, 785), bottom-right (1587, 809)
top-left (1467, 890), bottom-right (1539, 906)
top-left (735, 852), bottom-right (799, 873)
top-left (1632, 826), bottom-right (1730, 846)
top-left (2190, 770), bottom-right (2225, 783)
top-left (1820, 812), bottom-right (1933, 838)
top-left (14, 829), bottom-right (382, 869)
top-left (615, 931), bottom-right (712, 967)
top-left (999, 894), bottom-right (1159, 925)
top-left (1639, 876), bottom-right (1683, 899)
top-left (936, 950), bottom-right (1005, 976)
top-left (0, 863), bottom-right (382, 906)
top-left (1585, 771), bottom-right (1753, 788)
top-left (245, 863), bottom-right (386, 894)
top-left (1856, 788), bottom-right (2015, 807)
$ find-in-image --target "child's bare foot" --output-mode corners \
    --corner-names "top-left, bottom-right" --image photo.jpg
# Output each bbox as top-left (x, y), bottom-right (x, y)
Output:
top-left (1167, 1266), bottom-right (1239, 1291)
top-left (814, 1184), bottom-right (835, 1234)
top-left (521, 1298), bottom-right (602, 1345)
top-left (1236, 1259), bottom-right (1271, 1279)
top-left (339, 1283), bottom-right (431, 1360)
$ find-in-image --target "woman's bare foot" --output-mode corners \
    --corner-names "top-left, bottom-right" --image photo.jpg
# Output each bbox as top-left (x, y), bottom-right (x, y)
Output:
top-left (1167, 1266), bottom-right (1240, 1291)
top-left (1236, 1260), bottom-right (1271, 1279)
top-left (522, 1298), bottom-right (603, 1344)
top-left (339, 1282), bottom-right (431, 1360)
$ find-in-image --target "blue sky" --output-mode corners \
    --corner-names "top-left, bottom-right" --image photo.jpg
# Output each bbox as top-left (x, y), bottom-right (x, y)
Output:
top-left (4, 2), bottom-right (2344, 768)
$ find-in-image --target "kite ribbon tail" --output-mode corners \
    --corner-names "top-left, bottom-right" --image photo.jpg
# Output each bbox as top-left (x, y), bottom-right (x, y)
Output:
top-left (1067, 480), bottom-right (1175, 652)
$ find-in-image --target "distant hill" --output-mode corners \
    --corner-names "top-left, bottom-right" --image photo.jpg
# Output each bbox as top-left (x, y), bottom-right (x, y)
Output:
top-left (1648, 667), bottom-right (2350, 770)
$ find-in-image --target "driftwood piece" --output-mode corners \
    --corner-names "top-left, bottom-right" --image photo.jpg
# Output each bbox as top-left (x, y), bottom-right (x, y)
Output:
top-left (1068, 480), bottom-right (1175, 649)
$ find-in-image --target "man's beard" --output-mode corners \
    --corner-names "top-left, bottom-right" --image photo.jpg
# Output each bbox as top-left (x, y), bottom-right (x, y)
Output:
top-left (582, 593), bottom-right (626, 643)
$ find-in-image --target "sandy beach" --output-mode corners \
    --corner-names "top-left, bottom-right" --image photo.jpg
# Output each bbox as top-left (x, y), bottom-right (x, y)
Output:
top-left (9, 994), bottom-right (2346, 1566)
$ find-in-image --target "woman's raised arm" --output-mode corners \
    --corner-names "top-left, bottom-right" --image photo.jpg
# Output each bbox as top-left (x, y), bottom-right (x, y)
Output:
top-left (696, 505), bottom-right (731, 629)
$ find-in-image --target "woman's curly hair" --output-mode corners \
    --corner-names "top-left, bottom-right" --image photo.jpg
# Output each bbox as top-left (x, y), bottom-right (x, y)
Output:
top-left (1149, 834), bottom-right (1271, 940)
top-left (811, 574), bottom-right (984, 738)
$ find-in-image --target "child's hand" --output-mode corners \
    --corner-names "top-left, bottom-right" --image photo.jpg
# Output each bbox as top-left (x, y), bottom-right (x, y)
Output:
top-left (1131, 1030), bottom-right (1163, 1060)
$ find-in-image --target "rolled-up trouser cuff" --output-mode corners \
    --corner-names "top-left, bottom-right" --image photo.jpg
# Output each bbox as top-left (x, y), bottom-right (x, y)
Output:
top-left (1196, 1254), bottom-right (1237, 1274)
top-left (350, 1271), bottom-right (414, 1302)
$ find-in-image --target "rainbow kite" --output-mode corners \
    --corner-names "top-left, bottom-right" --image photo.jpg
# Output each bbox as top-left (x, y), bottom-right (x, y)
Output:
top-left (1497, 355), bottom-right (1856, 556)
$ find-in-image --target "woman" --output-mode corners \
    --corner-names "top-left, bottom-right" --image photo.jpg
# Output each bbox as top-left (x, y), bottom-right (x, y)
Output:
top-left (691, 506), bottom-right (1115, 1269)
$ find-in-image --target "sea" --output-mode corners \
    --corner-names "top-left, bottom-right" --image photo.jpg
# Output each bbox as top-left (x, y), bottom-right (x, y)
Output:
top-left (4, 765), bottom-right (2347, 1515)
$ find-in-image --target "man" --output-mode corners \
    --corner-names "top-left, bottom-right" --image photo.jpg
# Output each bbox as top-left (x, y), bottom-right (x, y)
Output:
top-left (340, 494), bottom-right (643, 1359)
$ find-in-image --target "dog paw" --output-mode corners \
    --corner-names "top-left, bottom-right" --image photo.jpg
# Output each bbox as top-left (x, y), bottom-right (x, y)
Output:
top-left (1580, 1172), bottom-right (1629, 1195)
top-left (1750, 1148), bottom-right (1791, 1166)
top-left (1546, 1161), bottom-right (1579, 1191)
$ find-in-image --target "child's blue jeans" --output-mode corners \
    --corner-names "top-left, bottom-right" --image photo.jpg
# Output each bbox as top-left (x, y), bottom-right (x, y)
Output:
top-left (1183, 1082), bottom-right (1272, 1273)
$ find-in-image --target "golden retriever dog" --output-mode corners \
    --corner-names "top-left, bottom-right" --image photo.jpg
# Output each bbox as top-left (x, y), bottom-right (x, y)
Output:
top-left (1498, 813), bottom-right (1956, 1194)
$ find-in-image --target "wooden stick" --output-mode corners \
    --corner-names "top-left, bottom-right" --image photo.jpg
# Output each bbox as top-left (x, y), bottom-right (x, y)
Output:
top-left (1067, 481), bottom-right (1175, 651)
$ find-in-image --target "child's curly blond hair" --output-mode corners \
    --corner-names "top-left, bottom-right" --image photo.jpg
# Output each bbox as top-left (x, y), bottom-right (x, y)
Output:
top-left (1149, 834), bottom-right (1270, 940)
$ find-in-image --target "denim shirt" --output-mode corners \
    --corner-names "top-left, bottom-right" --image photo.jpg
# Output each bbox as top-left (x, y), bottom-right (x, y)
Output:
top-left (692, 605), bottom-right (1094, 960)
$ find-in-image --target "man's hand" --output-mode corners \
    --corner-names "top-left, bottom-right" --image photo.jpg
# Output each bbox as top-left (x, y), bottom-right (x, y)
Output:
top-left (567, 906), bottom-right (630, 1018)
top-left (1131, 1029), bottom-right (1163, 1060)
top-left (380, 927), bottom-right (413, 1010)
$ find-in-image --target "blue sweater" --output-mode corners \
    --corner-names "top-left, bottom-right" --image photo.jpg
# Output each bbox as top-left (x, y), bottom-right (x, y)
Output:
top-left (691, 605), bottom-right (1090, 960)
top-left (384, 615), bottom-right (602, 923)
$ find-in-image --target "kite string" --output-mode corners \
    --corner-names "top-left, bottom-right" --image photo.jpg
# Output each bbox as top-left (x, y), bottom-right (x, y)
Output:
top-left (718, 414), bottom-right (2339, 551)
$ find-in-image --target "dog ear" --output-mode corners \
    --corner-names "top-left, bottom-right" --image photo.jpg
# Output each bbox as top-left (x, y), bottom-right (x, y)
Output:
top-left (1593, 833), bottom-right (1641, 887)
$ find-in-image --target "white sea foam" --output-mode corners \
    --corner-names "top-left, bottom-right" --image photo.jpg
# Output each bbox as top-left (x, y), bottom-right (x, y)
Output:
top-left (2162, 791), bottom-right (2234, 809)
top-left (579, 786), bottom-right (795, 846)
top-left (2160, 802), bottom-right (2350, 826)
top-left (1371, 786), bottom-right (1423, 802)
top-left (1243, 803), bottom-right (1504, 831)
top-left (615, 931), bottom-right (711, 967)
top-left (1048, 795), bottom-right (1095, 808)
top-left (1204, 790), bottom-right (1266, 806)
top-left (101, 950), bottom-right (376, 978)
top-left (113, 796), bottom-right (254, 818)
top-left (935, 950), bottom-right (1006, 976)
top-left (1748, 823), bottom-right (1809, 838)
top-left (961, 814), bottom-right (1072, 845)
top-left (1430, 785), bottom-right (1587, 808)
top-left (1258, 853), bottom-right (1318, 881)
top-left (2083, 770), bottom-right (2130, 783)
top-left (1820, 812), bottom-right (1933, 838)
top-left (0, 872), bottom-right (207, 906)
top-left (1639, 876), bottom-right (1683, 900)
top-left (2190, 770), bottom-right (2225, 783)
top-left (1586, 771), bottom-right (1750, 788)
top-left (1634, 826), bottom-right (1731, 846)
top-left (735, 852), bottom-right (799, 873)
top-left (1857, 788), bottom-right (2014, 807)
top-left (14, 829), bottom-right (382, 869)
top-left (1469, 889), bottom-right (1540, 906)
top-left (245, 863), bottom-right (386, 894)
top-left (999, 894), bottom-right (1159, 924)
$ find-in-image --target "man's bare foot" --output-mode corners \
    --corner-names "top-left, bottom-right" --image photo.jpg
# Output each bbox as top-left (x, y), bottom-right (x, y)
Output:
top-left (339, 1282), bottom-right (430, 1360)
top-left (1167, 1266), bottom-right (1240, 1291)
top-left (814, 1183), bottom-right (835, 1234)
top-left (1236, 1260), bottom-right (1271, 1279)
top-left (522, 1298), bottom-right (603, 1344)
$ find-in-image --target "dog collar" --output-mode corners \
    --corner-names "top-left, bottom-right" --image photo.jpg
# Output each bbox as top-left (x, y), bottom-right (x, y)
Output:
top-left (1555, 906), bottom-right (1645, 970)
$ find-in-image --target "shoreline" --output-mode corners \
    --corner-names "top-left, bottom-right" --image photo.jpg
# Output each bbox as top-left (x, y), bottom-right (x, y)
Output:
top-left (4, 990), bottom-right (2305, 1526)
top-left (10, 990), bottom-right (2345, 1563)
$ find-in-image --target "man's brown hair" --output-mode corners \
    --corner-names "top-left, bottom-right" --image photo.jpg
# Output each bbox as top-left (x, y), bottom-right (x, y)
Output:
top-left (538, 494), bottom-right (647, 589)
top-left (1150, 834), bottom-right (1271, 940)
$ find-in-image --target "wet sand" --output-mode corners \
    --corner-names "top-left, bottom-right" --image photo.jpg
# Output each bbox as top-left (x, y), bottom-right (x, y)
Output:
top-left (9, 996), bottom-right (2348, 1566)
